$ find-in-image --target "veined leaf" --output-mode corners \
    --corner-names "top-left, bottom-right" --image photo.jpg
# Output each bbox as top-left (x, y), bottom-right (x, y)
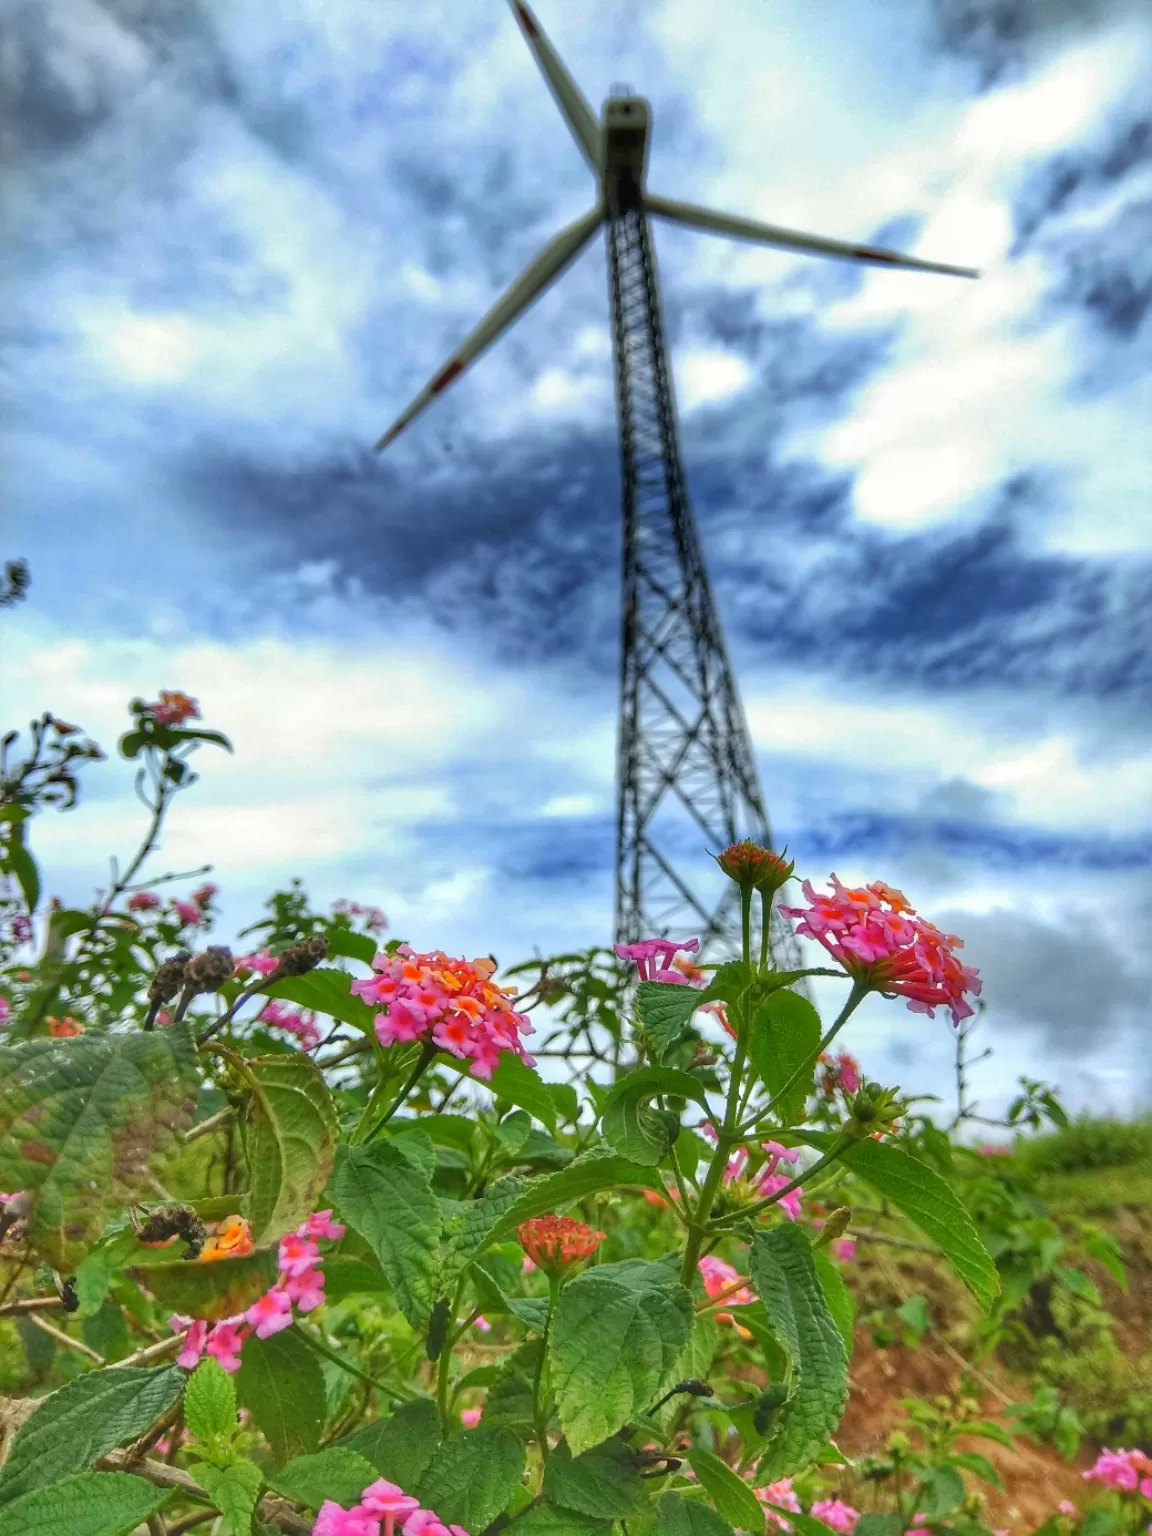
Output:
top-left (601, 1069), bottom-right (711, 1167)
top-left (184, 1357), bottom-right (237, 1444)
top-left (416, 1427), bottom-right (526, 1534)
top-left (750, 1225), bottom-right (848, 1484)
top-left (324, 928), bottom-right (380, 967)
top-left (496, 1151), bottom-right (665, 1243)
top-left (748, 990), bottom-right (822, 1126)
top-left (3, 832), bottom-right (40, 915)
top-left (544, 1440), bottom-right (649, 1520)
top-left (130, 1246), bottom-right (279, 1322)
top-left (633, 983), bottom-right (705, 1061)
top-left (235, 1328), bottom-right (324, 1468)
top-left (235, 1053), bottom-right (338, 1245)
top-left (0, 1366), bottom-right (183, 1506)
top-left (684, 1449), bottom-right (764, 1532)
top-left (0, 1471), bottom-right (170, 1536)
top-left (509, 1502), bottom-right (613, 1536)
top-left (328, 1142), bottom-right (442, 1328)
top-left (440, 1177), bottom-right (528, 1288)
top-left (263, 967), bottom-right (377, 1034)
top-left (0, 1024), bottom-right (199, 1268)
top-left (198, 1462), bottom-right (263, 1536)
top-left (823, 1136), bottom-right (1000, 1311)
top-left (550, 1268), bottom-right (693, 1455)
top-left (487, 1055), bottom-right (558, 1133)
top-left (337, 1399), bottom-right (440, 1488)
top-left (811, 1249), bottom-right (856, 1358)
top-left (267, 1448), bottom-right (379, 1510)
top-left (657, 1491), bottom-right (733, 1536)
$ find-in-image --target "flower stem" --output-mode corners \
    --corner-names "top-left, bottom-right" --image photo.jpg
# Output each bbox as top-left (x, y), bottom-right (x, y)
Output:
top-left (363, 1040), bottom-right (439, 1143)
top-left (291, 1323), bottom-right (415, 1402)
top-left (707, 1141), bottom-right (847, 1232)
top-left (533, 1272), bottom-right (562, 1470)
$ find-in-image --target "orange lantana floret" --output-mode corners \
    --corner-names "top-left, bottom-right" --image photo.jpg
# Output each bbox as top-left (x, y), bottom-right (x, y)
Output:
top-left (200, 1214), bottom-right (254, 1262)
top-left (517, 1216), bottom-right (605, 1276)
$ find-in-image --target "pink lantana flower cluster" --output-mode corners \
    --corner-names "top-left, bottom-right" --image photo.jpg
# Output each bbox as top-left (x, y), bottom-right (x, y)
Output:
top-left (614, 936), bottom-right (701, 985)
top-left (729, 1141), bottom-right (803, 1221)
top-left (259, 999), bottom-right (321, 1052)
top-left (8, 914), bottom-right (33, 946)
top-left (127, 891), bottom-right (161, 912)
top-left (756, 1479), bottom-right (801, 1532)
top-left (172, 900), bottom-right (203, 928)
top-left (234, 948), bottom-right (281, 978)
top-left (192, 883), bottom-right (217, 907)
top-left (780, 875), bottom-right (982, 1026)
top-left (333, 899), bottom-right (389, 933)
top-left (350, 944), bottom-right (534, 1082)
top-left (0, 995), bottom-right (9, 1028)
top-left (171, 1210), bottom-right (344, 1374)
top-left (1083, 1446), bottom-right (1152, 1495)
top-left (810, 1499), bottom-right (860, 1534)
top-left (314, 1476), bottom-right (468, 1536)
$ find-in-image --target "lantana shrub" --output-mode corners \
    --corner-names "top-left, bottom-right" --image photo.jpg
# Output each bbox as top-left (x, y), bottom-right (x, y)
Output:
top-left (0, 691), bottom-right (1128, 1536)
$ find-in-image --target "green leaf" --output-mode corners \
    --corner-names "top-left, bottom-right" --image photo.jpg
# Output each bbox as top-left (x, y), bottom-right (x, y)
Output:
top-left (3, 835), bottom-right (40, 915)
top-left (748, 991), bottom-right (821, 1125)
top-left (198, 1462), bottom-right (263, 1535)
top-left (235, 1328), bottom-right (324, 1468)
top-left (324, 928), bottom-right (380, 967)
top-left (657, 1491), bottom-right (733, 1536)
top-left (263, 967), bottom-right (377, 1034)
top-left (0, 1024), bottom-right (199, 1269)
top-left (1055, 1265), bottom-right (1099, 1303)
top-left (634, 983), bottom-right (705, 1061)
top-left (416, 1426), bottom-right (526, 1534)
top-left (853, 1519), bottom-right (904, 1536)
top-left (601, 1069), bottom-right (711, 1167)
top-left (0, 1471), bottom-right (170, 1536)
top-left (267, 1448), bottom-right (379, 1510)
top-left (481, 1342), bottom-right (540, 1430)
top-left (916, 1465), bottom-right (964, 1517)
top-left (0, 1365), bottom-right (183, 1506)
top-left (828, 1137), bottom-right (1000, 1311)
top-left (441, 1177), bottom-right (528, 1287)
top-left (749, 1225), bottom-right (848, 1484)
top-left (236, 1053), bottom-right (338, 1245)
top-left (499, 1151), bottom-right (665, 1238)
top-left (811, 1250), bottom-right (856, 1358)
top-left (130, 1246), bottom-right (279, 1323)
top-left (544, 1440), bottom-right (649, 1520)
top-left (184, 1357), bottom-right (238, 1444)
top-left (947, 1451), bottom-right (1002, 1488)
top-left (509, 1503), bottom-right (613, 1536)
top-left (550, 1268), bottom-right (693, 1455)
top-left (323, 1255), bottom-right (391, 1302)
top-left (328, 1141), bottom-right (442, 1328)
top-left (684, 1448), bottom-right (764, 1531)
top-left (337, 1400), bottom-right (441, 1488)
top-left (488, 1055), bottom-right (558, 1133)
top-left (547, 1083), bottom-right (580, 1125)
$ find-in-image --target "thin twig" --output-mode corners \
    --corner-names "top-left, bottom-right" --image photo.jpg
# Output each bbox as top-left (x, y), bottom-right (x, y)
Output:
top-left (25, 1312), bottom-right (105, 1364)
top-left (109, 1334), bottom-right (184, 1370)
top-left (852, 1225), bottom-right (939, 1256)
top-left (0, 1296), bottom-right (64, 1318)
top-left (183, 1106), bottom-right (233, 1144)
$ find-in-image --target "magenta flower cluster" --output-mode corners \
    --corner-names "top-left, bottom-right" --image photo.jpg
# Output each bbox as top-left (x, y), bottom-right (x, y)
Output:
top-left (314, 1476), bottom-right (469, 1536)
top-left (170, 1209), bottom-right (344, 1374)
top-left (613, 936), bottom-right (700, 983)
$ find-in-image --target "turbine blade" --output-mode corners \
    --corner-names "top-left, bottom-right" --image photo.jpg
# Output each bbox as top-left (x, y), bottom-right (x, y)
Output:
top-left (645, 192), bottom-right (980, 280)
top-left (373, 206), bottom-right (603, 452)
top-left (508, 1), bottom-right (601, 173)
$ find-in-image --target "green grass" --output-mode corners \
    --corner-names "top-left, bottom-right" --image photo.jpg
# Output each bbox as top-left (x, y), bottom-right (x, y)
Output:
top-left (1015, 1115), bottom-right (1152, 1177)
top-left (1034, 1164), bottom-right (1152, 1213)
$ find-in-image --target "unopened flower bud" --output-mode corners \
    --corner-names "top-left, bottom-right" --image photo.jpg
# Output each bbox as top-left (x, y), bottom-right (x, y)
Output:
top-left (269, 935), bottom-right (329, 978)
top-left (182, 945), bottom-right (235, 998)
top-left (713, 840), bottom-right (795, 895)
top-left (813, 1206), bottom-right (853, 1247)
top-left (148, 949), bottom-right (192, 1004)
top-left (845, 1081), bottom-right (903, 1140)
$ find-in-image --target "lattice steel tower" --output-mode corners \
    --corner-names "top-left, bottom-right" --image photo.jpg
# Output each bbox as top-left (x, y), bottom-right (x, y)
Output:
top-left (371, 2), bottom-right (977, 959)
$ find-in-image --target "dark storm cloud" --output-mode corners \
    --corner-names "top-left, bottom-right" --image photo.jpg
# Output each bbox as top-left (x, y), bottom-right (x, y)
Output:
top-left (796, 808), bottom-right (1152, 873)
top-left (936, 905), bottom-right (1151, 1053)
top-left (926, 0), bottom-right (1146, 87)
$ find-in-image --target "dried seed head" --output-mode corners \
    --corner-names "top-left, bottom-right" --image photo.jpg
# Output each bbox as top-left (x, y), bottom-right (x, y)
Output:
top-left (148, 949), bottom-right (193, 1004)
top-left (270, 934), bottom-right (329, 978)
top-left (183, 945), bottom-right (235, 996)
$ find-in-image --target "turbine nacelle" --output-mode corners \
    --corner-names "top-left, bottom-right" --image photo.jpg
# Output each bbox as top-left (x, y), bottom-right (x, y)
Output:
top-left (601, 95), bottom-right (651, 208)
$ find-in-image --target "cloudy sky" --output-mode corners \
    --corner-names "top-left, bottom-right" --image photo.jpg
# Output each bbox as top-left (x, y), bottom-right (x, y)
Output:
top-left (3, 0), bottom-right (1151, 1122)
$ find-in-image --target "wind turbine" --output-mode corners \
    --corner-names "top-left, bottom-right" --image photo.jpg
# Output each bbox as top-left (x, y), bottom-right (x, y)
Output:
top-left (373, 0), bottom-right (978, 961)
